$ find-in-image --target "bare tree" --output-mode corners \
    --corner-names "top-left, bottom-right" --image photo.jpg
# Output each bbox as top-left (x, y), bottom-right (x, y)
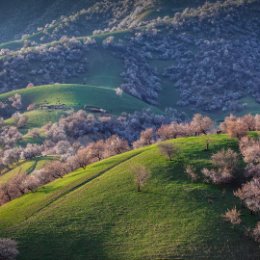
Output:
top-left (204, 136), bottom-right (211, 151)
top-left (157, 123), bottom-right (180, 140)
top-left (133, 128), bottom-right (154, 149)
top-left (190, 113), bottom-right (214, 135)
top-left (73, 148), bottom-right (90, 169)
top-left (220, 115), bottom-right (248, 138)
top-left (132, 165), bottom-right (151, 192)
top-left (158, 143), bottom-right (179, 160)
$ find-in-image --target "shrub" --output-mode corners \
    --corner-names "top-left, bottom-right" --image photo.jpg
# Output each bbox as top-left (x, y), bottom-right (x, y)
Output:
top-left (211, 149), bottom-right (239, 172)
top-left (223, 207), bottom-right (241, 225)
top-left (185, 165), bottom-right (198, 181)
top-left (239, 137), bottom-right (260, 178)
top-left (131, 165), bottom-right (151, 192)
top-left (252, 222), bottom-right (260, 243)
top-left (234, 177), bottom-right (260, 213)
top-left (158, 143), bottom-right (179, 160)
top-left (12, 113), bottom-right (28, 128)
top-left (202, 167), bottom-right (233, 184)
top-left (202, 149), bottom-right (239, 184)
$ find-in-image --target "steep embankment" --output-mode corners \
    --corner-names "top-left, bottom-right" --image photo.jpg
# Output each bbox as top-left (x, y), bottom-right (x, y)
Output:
top-left (0, 134), bottom-right (259, 260)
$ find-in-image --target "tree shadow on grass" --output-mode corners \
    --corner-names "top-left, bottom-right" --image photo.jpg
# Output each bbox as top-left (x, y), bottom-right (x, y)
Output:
top-left (17, 232), bottom-right (110, 260)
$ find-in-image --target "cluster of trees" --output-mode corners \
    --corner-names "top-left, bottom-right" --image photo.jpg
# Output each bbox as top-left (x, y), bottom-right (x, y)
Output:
top-left (0, 37), bottom-right (95, 93)
top-left (33, 0), bottom-right (155, 42)
top-left (0, 112), bottom-right (256, 177)
top-left (119, 53), bottom-right (161, 105)
top-left (0, 135), bottom-right (129, 205)
top-left (0, 112), bottom-right (259, 208)
top-left (222, 136), bottom-right (260, 243)
top-left (1, 0), bottom-right (258, 112)
top-left (0, 94), bottom-right (24, 118)
top-left (185, 127), bottom-right (260, 244)
top-left (0, 112), bottom-right (211, 205)
top-left (0, 107), bottom-right (182, 178)
top-left (0, 141), bottom-right (43, 173)
top-left (0, 172), bottom-right (39, 205)
top-left (170, 0), bottom-right (255, 26)
top-left (106, 0), bottom-right (259, 111)
top-left (202, 149), bottom-right (239, 184)
top-left (132, 113), bottom-right (213, 148)
top-left (0, 126), bottom-right (22, 149)
top-left (160, 0), bottom-right (260, 111)
top-left (45, 108), bottom-right (184, 145)
top-left (234, 137), bottom-right (260, 212)
top-left (220, 114), bottom-right (260, 138)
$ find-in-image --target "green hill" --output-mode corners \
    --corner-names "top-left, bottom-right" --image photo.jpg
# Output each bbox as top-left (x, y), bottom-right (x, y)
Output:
top-left (0, 0), bottom-right (259, 119)
top-left (2, 84), bottom-right (161, 129)
top-left (0, 134), bottom-right (259, 260)
top-left (0, 84), bottom-right (160, 113)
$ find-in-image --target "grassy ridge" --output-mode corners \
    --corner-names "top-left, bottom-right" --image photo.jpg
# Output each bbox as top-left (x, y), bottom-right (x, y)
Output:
top-left (0, 84), bottom-right (160, 114)
top-left (1, 84), bottom-right (161, 130)
top-left (0, 134), bottom-right (259, 259)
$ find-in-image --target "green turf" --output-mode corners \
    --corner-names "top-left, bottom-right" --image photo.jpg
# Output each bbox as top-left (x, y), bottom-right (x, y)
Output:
top-left (0, 84), bottom-right (160, 115)
top-left (67, 48), bottom-right (123, 88)
top-left (1, 84), bottom-right (161, 130)
top-left (0, 134), bottom-right (259, 260)
top-left (6, 109), bottom-right (67, 130)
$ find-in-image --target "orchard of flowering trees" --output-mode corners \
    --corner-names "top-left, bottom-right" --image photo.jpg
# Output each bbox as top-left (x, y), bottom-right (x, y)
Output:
top-left (1, 0), bottom-right (259, 112)
top-left (0, 110), bottom-right (259, 207)
top-left (0, 107), bottom-right (259, 250)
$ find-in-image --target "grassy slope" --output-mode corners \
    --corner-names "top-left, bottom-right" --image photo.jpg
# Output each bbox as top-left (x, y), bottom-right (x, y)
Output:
top-left (0, 84), bottom-right (160, 114)
top-left (0, 134), bottom-right (259, 260)
top-left (68, 48), bottom-right (123, 88)
top-left (1, 6), bottom-right (259, 119)
top-left (2, 84), bottom-right (161, 130)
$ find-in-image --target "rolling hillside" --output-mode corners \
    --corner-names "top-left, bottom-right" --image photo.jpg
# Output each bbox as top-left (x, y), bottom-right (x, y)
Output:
top-left (0, 2), bottom-right (259, 260)
top-left (0, 0), bottom-right (259, 120)
top-left (0, 134), bottom-right (259, 259)
top-left (1, 84), bottom-right (161, 130)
